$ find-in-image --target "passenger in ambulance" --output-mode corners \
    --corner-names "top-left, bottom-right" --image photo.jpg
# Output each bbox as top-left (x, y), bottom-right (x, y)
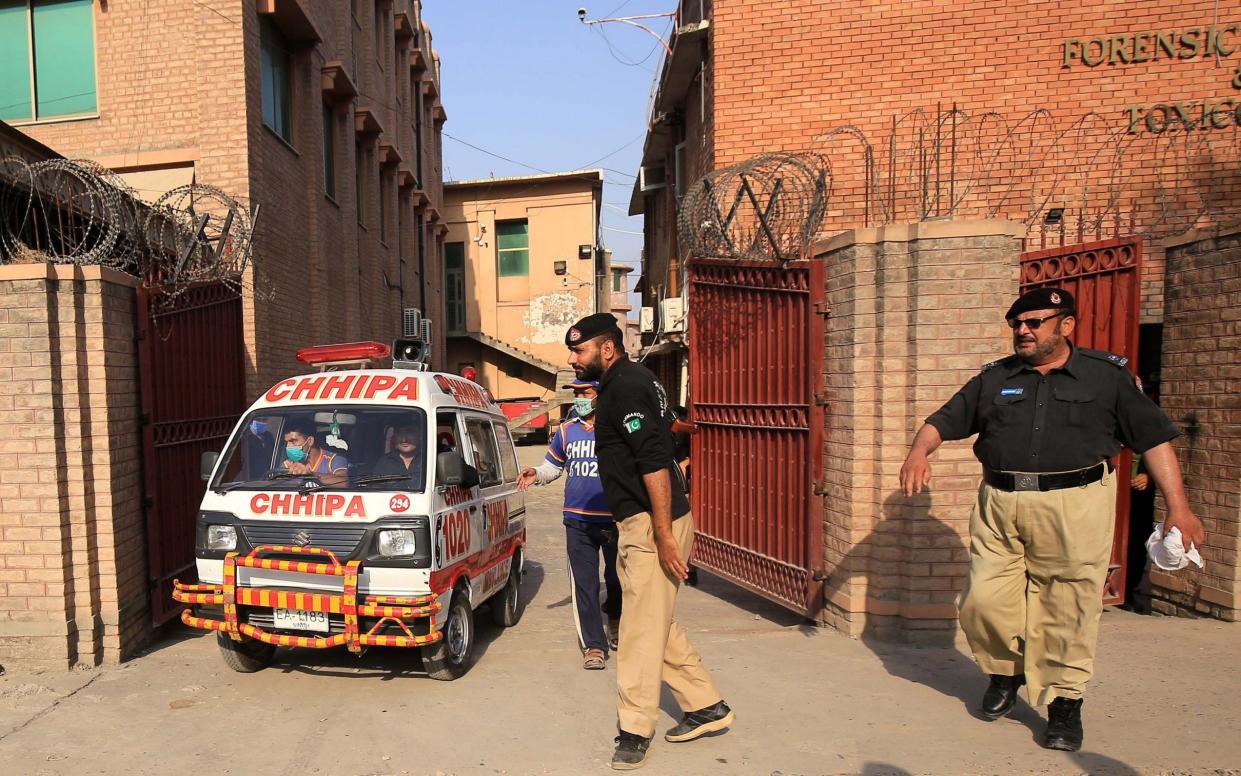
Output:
top-left (282, 420), bottom-right (350, 486)
top-left (369, 423), bottom-right (426, 488)
top-left (243, 415), bottom-right (278, 478)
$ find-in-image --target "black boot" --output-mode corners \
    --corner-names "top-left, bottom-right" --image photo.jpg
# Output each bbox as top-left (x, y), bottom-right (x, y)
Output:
top-left (1044, 697), bottom-right (1084, 751)
top-left (980, 674), bottom-right (1025, 720)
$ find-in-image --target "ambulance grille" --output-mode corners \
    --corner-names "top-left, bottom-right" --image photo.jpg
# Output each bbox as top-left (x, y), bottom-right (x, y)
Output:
top-left (240, 525), bottom-right (369, 557)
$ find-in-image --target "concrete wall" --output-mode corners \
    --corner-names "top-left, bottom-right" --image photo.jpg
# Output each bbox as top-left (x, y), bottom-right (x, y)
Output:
top-left (817, 220), bottom-right (1024, 642)
top-left (1150, 228), bottom-right (1241, 620)
top-left (0, 265), bottom-right (147, 670)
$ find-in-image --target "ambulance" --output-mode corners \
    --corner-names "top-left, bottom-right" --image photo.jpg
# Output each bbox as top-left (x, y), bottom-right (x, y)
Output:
top-left (174, 341), bottom-right (526, 680)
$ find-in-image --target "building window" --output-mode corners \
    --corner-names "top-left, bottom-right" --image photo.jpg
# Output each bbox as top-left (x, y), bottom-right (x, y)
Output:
top-left (355, 140), bottom-right (365, 225)
top-left (322, 103), bottom-right (335, 199)
top-left (378, 168), bottom-right (388, 241)
top-left (496, 220), bottom-right (529, 277)
top-left (445, 241), bottom-right (466, 334)
top-left (260, 16), bottom-right (292, 142)
top-left (612, 271), bottom-right (623, 293)
top-left (0, 0), bottom-right (97, 122)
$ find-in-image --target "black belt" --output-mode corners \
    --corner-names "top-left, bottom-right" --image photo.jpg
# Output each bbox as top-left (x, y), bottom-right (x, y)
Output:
top-left (983, 461), bottom-right (1111, 492)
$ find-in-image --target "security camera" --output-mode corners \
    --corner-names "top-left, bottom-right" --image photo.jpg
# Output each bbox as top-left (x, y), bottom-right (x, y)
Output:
top-left (578, 7), bottom-right (587, 21)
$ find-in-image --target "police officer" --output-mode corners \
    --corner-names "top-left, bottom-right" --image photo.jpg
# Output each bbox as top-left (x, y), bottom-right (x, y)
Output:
top-left (565, 313), bottom-right (733, 771)
top-left (899, 287), bottom-right (1205, 752)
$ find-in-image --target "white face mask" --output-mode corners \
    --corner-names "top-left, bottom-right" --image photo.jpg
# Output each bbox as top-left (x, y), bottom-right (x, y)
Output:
top-left (574, 397), bottom-right (595, 417)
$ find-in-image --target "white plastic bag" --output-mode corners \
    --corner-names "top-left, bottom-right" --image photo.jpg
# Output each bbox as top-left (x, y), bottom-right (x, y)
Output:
top-left (1145, 524), bottom-right (1204, 572)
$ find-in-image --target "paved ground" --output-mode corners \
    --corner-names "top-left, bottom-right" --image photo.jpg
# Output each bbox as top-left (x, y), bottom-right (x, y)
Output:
top-left (1, 445), bottom-right (1239, 775)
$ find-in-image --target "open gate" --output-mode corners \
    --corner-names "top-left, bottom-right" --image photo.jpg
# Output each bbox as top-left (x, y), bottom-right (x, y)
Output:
top-left (1019, 237), bottom-right (1142, 605)
top-left (137, 283), bottom-right (247, 624)
top-left (687, 258), bottom-right (825, 616)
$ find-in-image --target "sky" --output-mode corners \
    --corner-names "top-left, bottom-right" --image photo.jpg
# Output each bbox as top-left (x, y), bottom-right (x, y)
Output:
top-left (421, 1), bottom-right (677, 301)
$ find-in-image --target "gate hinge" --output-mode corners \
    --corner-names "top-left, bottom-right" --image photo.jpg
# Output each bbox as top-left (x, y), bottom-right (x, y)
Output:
top-left (812, 480), bottom-right (828, 496)
top-left (811, 568), bottom-right (830, 582)
top-left (813, 302), bottom-right (830, 316)
top-left (814, 392), bottom-right (830, 407)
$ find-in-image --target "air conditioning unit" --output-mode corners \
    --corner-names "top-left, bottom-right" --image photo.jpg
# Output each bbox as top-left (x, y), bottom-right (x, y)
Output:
top-left (639, 306), bottom-right (655, 333)
top-left (660, 297), bottom-right (685, 333)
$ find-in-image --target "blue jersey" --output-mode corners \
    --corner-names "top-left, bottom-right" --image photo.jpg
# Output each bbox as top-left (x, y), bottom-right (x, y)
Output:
top-left (546, 418), bottom-right (611, 523)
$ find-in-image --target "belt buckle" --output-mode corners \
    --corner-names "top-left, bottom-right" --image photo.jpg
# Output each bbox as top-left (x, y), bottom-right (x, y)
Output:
top-left (1013, 473), bottom-right (1040, 491)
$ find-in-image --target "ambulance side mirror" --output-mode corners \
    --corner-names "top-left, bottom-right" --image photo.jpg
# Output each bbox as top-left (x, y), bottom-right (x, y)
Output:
top-left (436, 451), bottom-right (479, 489)
top-left (201, 451), bottom-right (219, 481)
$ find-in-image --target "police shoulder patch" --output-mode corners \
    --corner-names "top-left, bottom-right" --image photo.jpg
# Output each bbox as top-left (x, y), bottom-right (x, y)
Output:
top-left (980, 356), bottom-right (1015, 373)
top-left (1079, 348), bottom-right (1129, 368)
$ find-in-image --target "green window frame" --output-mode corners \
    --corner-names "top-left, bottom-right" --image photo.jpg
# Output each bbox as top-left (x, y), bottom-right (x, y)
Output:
top-left (496, 220), bottom-right (529, 278)
top-left (259, 16), bottom-right (292, 142)
top-left (612, 271), bottom-right (623, 293)
top-left (322, 102), bottom-right (335, 198)
top-left (0, 0), bottom-right (97, 123)
top-left (445, 241), bottom-right (466, 334)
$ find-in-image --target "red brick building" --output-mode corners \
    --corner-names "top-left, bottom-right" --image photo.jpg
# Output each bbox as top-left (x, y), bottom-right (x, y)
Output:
top-left (634, 1), bottom-right (1241, 636)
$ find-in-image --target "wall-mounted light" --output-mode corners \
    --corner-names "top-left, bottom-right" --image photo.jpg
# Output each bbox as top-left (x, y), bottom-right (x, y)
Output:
top-left (554, 260), bottom-right (568, 276)
top-left (1044, 207), bottom-right (1065, 225)
top-left (578, 244), bottom-right (593, 260)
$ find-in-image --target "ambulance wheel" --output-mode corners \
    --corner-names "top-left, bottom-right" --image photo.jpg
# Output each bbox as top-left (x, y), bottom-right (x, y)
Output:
top-left (216, 632), bottom-right (275, 673)
top-left (490, 551), bottom-right (524, 628)
top-left (424, 588), bottom-right (474, 681)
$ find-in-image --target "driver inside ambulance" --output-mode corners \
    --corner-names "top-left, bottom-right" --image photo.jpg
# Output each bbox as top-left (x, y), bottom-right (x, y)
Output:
top-left (282, 420), bottom-right (350, 486)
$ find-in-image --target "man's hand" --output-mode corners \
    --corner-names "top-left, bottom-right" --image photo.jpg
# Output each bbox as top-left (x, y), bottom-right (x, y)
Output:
top-left (1131, 473), bottom-right (1150, 491)
top-left (286, 462), bottom-right (313, 476)
top-left (655, 531), bottom-right (688, 581)
top-left (516, 468), bottom-right (537, 491)
top-left (899, 453), bottom-right (932, 497)
top-left (1163, 509), bottom-right (1206, 551)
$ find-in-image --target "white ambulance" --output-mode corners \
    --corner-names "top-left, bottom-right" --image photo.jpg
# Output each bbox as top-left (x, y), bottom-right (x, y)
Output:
top-left (175, 341), bottom-right (526, 680)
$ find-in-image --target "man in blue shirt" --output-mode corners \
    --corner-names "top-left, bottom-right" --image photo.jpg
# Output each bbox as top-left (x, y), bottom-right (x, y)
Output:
top-left (518, 378), bottom-right (621, 670)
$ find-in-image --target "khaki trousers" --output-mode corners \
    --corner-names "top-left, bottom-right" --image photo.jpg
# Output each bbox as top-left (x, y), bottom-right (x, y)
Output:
top-left (958, 470), bottom-right (1116, 707)
top-left (615, 512), bottom-right (722, 737)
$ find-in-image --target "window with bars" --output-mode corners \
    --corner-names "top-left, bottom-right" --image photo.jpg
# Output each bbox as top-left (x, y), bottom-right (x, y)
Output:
top-left (445, 241), bottom-right (466, 334)
top-left (0, 0), bottom-right (97, 122)
top-left (496, 220), bottom-right (529, 278)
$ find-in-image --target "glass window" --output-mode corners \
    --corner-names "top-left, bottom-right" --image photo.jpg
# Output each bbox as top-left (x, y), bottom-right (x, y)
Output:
top-left (379, 168), bottom-right (388, 241)
top-left (496, 220), bottom-right (529, 277)
top-left (465, 418), bottom-right (502, 488)
top-left (612, 271), bottom-right (623, 293)
top-left (445, 241), bottom-right (465, 334)
top-left (355, 140), bottom-right (365, 224)
top-left (0, 0), bottom-right (97, 122)
top-left (322, 102), bottom-right (335, 198)
top-left (492, 421), bottom-right (519, 483)
top-left (260, 16), bottom-right (291, 142)
top-left (211, 406), bottom-right (429, 492)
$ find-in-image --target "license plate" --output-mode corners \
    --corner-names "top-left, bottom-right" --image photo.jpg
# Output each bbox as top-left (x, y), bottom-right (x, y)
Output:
top-left (272, 608), bottom-right (329, 633)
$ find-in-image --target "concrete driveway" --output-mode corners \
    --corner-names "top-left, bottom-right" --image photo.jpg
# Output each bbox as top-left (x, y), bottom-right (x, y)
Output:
top-left (1, 445), bottom-right (1238, 775)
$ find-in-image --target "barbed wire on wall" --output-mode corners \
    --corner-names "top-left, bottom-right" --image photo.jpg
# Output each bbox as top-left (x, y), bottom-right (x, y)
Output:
top-left (678, 152), bottom-right (830, 262)
top-left (0, 157), bottom-right (257, 306)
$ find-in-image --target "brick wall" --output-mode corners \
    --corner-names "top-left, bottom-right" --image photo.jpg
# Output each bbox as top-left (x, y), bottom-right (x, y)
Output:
top-left (1150, 228), bottom-right (1241, 620)
top-left (0, 265), bottom-right (147, 670)
top-left (817, 220), bottom-right (1022, 642)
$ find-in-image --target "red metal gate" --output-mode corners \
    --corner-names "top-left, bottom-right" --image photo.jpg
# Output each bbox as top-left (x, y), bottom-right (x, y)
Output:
top-left (687, 258), bottom-right (825, 616)
top-left (1019, 237), bottom-right (1142, 605)
top-left (137, 283), bottom-right (247, 624)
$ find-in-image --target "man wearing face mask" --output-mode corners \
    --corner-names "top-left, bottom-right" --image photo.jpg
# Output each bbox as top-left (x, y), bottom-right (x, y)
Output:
top-left (282, 420), bottom-right (349, 486)
top-left (517, 378), bottom-right (621, 671)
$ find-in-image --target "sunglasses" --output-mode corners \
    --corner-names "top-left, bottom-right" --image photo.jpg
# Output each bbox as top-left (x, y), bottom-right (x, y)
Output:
top-left (1006, 313), bottom-right (1065, 331)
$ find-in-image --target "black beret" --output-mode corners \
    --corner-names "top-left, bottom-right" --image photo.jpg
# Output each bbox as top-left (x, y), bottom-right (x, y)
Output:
top-left (1005, 287), bottom-right (1075, 319)
top-left (565, 312), bottom-right (621, 346)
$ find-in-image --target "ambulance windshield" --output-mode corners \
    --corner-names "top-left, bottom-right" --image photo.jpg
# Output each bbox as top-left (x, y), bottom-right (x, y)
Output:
top-left (212, 407), bottom-right (429, 492)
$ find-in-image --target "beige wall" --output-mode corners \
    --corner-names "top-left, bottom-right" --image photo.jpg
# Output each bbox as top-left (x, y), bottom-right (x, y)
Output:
top-left (443, 175), bottom-right (601, 399)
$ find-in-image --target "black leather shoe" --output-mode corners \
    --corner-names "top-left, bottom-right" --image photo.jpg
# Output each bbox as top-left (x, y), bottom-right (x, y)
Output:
top-left (664, 700), bottom-right (735, 742)
top-left (980, 674), bottom-right (1025, 720)
top-left (1044, 697), bottom-right (1084, 751)
top-left (611, 731), bottom-right (651, 770)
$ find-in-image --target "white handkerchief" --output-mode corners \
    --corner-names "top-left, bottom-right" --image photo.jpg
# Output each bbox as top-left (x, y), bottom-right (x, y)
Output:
top-left (1145, 524), bottom-right (1204, 572)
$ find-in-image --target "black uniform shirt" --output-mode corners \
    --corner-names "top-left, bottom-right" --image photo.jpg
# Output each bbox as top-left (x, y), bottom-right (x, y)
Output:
top-left (595, 357), bottom-right (691, 521)
top-left (925, 344), bottom-right (1180, 473)
top-left (370, 452), bottom-right (425, 489)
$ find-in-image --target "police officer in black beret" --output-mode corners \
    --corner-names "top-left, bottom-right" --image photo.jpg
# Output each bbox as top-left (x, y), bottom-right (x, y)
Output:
top-left (899, 287), bottom-right (1204, 752)
top-left (565, 312), bottom-right (732, 770)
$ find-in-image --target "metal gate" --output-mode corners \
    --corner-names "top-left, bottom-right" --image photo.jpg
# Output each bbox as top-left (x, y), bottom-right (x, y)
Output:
top-left (1019, 237), bottom-right (1142, 605)
top-left (137, 283), bottom-right (247, 624)
top-left (687, 258), bottom-right (825, 616)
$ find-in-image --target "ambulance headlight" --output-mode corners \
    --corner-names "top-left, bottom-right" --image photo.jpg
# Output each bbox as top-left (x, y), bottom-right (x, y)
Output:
top-left (378, 529), bottom-right (416, 557)
top-left (206, 524), bottom-right (237, 551)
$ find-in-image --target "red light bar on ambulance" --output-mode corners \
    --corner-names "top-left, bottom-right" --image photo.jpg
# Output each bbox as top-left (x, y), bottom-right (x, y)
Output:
top-left (296, 341), bottom-right (391, 367)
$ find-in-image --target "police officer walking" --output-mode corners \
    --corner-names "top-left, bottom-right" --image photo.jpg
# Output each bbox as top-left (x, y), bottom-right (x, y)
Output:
top-left (564, 313), bottom-right (733, 771)
top-left (899, 287), bottom-right (1205, 752)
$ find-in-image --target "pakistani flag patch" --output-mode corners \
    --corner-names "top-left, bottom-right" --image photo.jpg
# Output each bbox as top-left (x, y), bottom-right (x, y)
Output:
top-left (625, 417), bottom-right (642, 433)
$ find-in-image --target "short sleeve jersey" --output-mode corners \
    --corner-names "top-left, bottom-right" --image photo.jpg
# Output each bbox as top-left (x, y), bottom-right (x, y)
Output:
top-left (545, 418), bottom-right (612, 523)
top-left (285, 449), bottom-right (349, 476)
top-left (925, 344), bottom-right (1179, 472)
top-left (594, 358), bottom-right (690, 521)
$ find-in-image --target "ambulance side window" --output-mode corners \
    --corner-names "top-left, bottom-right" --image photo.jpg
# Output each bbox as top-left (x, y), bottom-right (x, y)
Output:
top-left (465, 418), bottom-right (502, 488)
top-left (492, 421), bottom-right (519, 483)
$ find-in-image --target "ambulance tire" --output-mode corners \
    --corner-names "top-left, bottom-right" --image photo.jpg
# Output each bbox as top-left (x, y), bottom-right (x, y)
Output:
top-left (490, 550), bottom-right (523, 628)
top-left (424, 586), bottom-right (474, 681)
top-left (216, 632), bottom-right (275, 673)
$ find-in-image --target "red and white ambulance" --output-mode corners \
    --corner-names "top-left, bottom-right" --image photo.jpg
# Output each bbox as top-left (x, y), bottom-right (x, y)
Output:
top-left (174, 342), bottom-right (526, 680)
